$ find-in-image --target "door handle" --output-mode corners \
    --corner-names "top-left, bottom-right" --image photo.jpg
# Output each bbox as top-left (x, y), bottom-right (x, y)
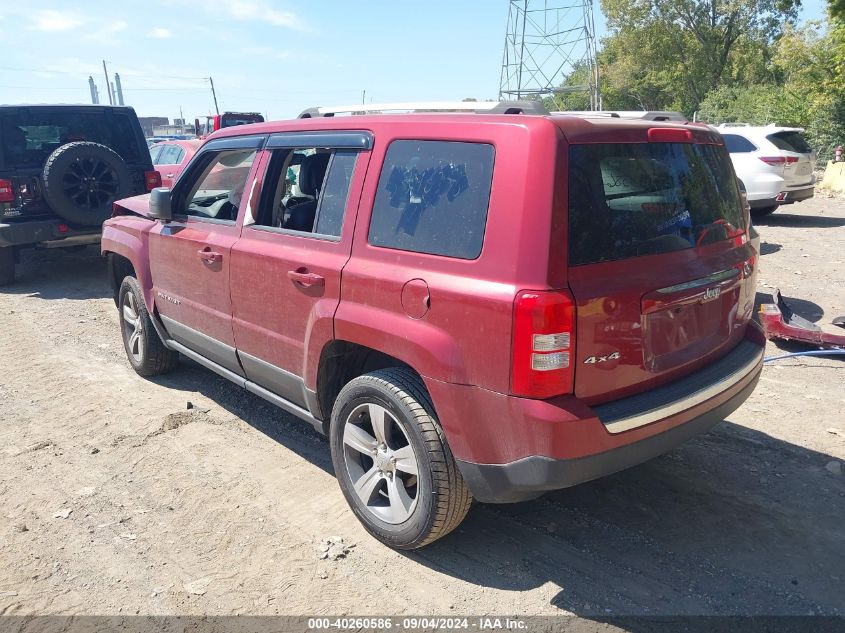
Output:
top-left (165, 173), bottom-right (175, 178)
top-left (287, 269), bottom-right (325, 288)
top-left (198, 248), bottom-right (223, 263)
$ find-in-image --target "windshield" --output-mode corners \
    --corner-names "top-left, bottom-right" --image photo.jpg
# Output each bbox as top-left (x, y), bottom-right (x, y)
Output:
top-left (0, 110), bottom-right (143, 168)
top-left (568, 142), bottom-right (745, 265)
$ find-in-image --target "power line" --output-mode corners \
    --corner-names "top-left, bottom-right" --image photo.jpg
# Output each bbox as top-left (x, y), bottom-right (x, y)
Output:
top-left (121, 88), bottom-right (209, 92)
top-left (0, 64), bottom-right (210, 83)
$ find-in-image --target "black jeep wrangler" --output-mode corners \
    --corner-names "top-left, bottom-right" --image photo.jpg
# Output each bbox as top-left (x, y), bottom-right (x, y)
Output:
top-left (0, 104), bottom-right (155, 285)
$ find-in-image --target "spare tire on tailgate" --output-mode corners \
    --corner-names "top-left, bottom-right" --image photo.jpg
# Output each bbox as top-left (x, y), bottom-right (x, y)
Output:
top-left (42, 142), bottom-right (133, 226)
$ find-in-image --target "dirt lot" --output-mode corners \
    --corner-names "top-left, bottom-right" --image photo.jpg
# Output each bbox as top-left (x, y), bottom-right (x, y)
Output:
top-left (1, 197), bottom-right (843, 618)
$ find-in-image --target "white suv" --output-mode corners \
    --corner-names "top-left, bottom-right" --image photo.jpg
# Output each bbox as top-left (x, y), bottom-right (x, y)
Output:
top-left (717, 125), bottom-right (816, 217)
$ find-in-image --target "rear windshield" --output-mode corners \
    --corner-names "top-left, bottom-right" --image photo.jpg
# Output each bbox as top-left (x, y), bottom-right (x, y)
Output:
top-left (766, 131), bottom-right (811, 154)
top-left (0, 110), bottom-right (143, 168)
top-left (568, 143), bottom-right (744, 266)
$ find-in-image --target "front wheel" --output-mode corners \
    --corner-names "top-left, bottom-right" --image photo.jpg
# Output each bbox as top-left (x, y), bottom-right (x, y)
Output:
top-left (329, 368), bottom-right (472, 549)
top-left (118, 276), bottom-right (179, 376)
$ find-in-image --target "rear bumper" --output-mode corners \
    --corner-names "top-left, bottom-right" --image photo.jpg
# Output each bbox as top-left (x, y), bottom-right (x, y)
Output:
top-left (428, 325), bottom-right (765, 503)
top-left (748, 185), bottom-right (814, 208)
top-left (0, 219), bottom-right (100, 248)
top-left (776, 185), bottom-right (814, 205)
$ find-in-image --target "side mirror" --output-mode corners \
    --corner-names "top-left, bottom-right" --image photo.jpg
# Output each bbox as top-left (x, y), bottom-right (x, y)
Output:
top-left (149, 187), bottom-right (172, 221)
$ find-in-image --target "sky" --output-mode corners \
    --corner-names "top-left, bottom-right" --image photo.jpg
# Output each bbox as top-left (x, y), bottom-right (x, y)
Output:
top-left (0, 0), bottom-right (830, 122)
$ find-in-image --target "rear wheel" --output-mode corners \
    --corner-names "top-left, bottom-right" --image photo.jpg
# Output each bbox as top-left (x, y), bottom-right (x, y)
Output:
top-left (118, 276), bottom-right (179, 376)
top-left (0, 247), bottom-right (15, 286)
top-left (751, 205), bottom-right (778, 218)
top-left (329, 368), bottom-right (472, 549)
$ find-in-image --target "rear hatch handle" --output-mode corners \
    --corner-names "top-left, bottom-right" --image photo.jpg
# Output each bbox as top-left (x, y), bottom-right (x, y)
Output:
top-left (642, 268), bottom-right (741, 315)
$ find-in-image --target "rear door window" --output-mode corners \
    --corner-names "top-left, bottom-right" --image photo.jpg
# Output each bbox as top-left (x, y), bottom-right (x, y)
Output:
top-left (767, 131), bottom-right (811, 154)
top-left (568, 142), bottom-right (744, 265)
top-left (722, 134), bottom-right (757, 153)
top-left (368, 140), bottom-right (495, 260)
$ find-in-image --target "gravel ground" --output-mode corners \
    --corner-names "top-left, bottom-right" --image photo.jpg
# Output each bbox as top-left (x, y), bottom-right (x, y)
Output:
top-left (0, 196), bottom-right (843, 617)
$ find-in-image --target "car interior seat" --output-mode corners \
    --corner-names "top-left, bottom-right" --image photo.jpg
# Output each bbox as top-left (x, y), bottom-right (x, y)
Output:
top-left (284, 153), bottom-right (331, 232)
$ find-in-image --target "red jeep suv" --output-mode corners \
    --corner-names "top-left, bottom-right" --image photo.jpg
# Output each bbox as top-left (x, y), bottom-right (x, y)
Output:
top-left (101, 101), bottom-right (764, 549)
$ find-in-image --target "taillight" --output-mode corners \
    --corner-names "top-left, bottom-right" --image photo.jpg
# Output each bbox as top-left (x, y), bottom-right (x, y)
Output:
top-left (145, 170), bottom-right (162, 191)
top-left (0, 178), bottom-right (15, 203)
top-left (758, 156), bottom-right (786, 166)
top-left (511, 290), bottom-right (575, 398)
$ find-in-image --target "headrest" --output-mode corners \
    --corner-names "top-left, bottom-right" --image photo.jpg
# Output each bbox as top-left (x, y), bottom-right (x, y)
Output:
top-left (299, 153), bottom-right (331, 196)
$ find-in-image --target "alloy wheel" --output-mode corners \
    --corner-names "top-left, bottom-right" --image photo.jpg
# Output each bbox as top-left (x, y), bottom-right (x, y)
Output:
top-left (342, 402), bottom-right (420, 524)
top-left (62, 156), bottom-right (120, 211)
top-left (121, 292), bottom-right (144, 363)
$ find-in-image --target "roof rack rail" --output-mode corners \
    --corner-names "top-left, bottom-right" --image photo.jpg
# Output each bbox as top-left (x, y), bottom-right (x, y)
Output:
top-left (552, 110), bottom-right (688, 122)
top-left (552, 111), bottom-right (621, 118)
top-left (297, 100), bottom-right (549, 118)
top-left (717, 122), bottom-right (751, 128)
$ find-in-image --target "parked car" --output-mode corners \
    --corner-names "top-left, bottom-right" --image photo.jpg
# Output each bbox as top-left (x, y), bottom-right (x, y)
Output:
top-left (149, 139), bottom-right (201, 187)
top-left (195, 111), bottom-right (265, 138)
top-left (101, 101), bottom-right (764, 549)
top-left (718, 124), bottom-right (816, 217)
top-left (146, 135), bottom-right (196, 148)
top-left (0, 104), bottom-right (159, 285)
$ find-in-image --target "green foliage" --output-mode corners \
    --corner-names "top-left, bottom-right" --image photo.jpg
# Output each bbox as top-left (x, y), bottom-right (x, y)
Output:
top-left (542, 62), bottom-right (595, 111)
top-left (593, 0), bottom-right (799, 113)
top-left (546, 0), bottom-right (845, 159)
top-left (697, 21), bottom-right (845, 159)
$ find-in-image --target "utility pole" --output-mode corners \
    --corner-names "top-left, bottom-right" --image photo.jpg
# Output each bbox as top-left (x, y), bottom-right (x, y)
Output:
top-left (208, 77), bottom-right (220, 115)
top-left (179, 106), bottom-right (184, 133)
top-left (102, 60), bottom-right (113, 105)
top-left (362, 89), bottom-right (366, 105)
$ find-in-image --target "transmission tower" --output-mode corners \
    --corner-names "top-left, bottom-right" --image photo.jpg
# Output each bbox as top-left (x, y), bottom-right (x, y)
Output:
top-left (499, 0), bottom-right (601, 110)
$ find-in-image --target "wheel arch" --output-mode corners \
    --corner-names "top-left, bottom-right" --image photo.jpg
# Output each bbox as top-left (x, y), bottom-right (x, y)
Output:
top-left (101, 224), bottom-right (155, 312)
top-left (314, 340), bottom-right (421, 428)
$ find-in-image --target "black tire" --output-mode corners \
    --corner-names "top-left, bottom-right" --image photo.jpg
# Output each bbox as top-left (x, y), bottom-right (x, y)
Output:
top-left (42, 142), bottom-right (133, 226)
top-left (118, 276), bottom-right (179, 376)
top-left (0, 247), bottom-right (14, 286)
top-left (330, 367), bottom-right (472, 549)
top-left (751, 205), bottom-right (778, 218)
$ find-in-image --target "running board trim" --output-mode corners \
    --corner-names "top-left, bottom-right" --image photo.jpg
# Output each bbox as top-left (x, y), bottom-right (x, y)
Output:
top-left (166, 340), bottom-right (323, 433)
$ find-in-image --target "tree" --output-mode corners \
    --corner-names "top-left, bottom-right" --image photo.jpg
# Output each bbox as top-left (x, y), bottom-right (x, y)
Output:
top-left (541, 61), bottom-right (595, 111)
top-left (598, 0), bottom-right (800, 113)
top-left (699, 20), bottom-right (845, 158)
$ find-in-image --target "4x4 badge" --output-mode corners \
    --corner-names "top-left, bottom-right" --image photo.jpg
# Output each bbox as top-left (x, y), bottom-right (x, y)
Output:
top-left (584, 352), bottom-right (620, 364)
